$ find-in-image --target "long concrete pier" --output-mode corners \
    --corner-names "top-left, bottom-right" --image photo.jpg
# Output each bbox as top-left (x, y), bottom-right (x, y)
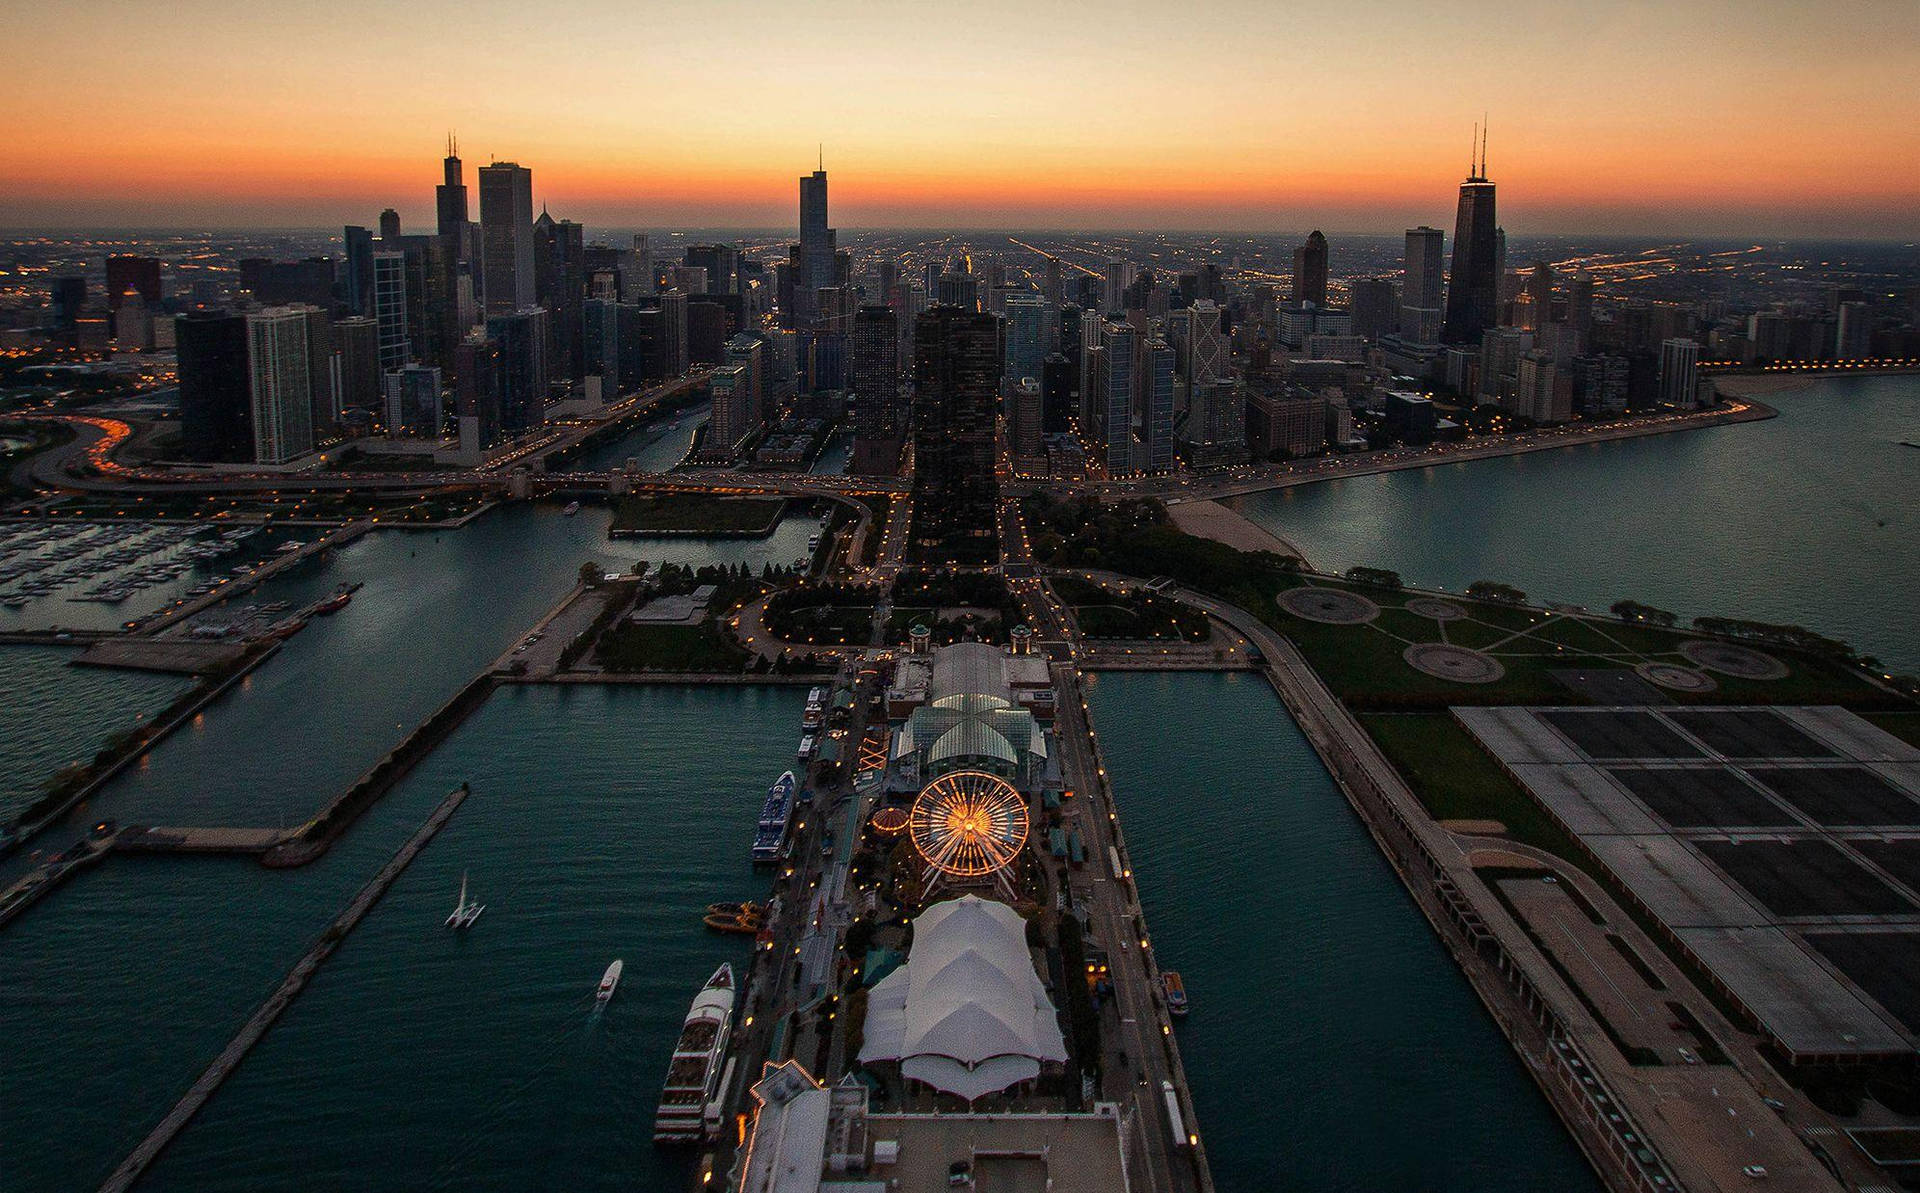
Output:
top-left (97, 783), bottom-right (471, 1193)
top-left (135, 519), bottom-right (374, 635)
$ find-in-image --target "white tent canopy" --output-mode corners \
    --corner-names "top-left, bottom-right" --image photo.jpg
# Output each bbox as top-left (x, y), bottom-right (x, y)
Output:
top-left (858, 896), bottom-right (1067, 1102)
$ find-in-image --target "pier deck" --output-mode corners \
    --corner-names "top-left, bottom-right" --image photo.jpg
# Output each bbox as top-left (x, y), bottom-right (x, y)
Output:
top-left (96, 783), bottom-right (471, 1193)
top-left (113, 826), bottom-right (288, 854)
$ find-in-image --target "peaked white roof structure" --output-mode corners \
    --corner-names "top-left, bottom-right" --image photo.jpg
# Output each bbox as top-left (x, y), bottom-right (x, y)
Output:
top-left (858, 895), bottom-right (1067, 1102)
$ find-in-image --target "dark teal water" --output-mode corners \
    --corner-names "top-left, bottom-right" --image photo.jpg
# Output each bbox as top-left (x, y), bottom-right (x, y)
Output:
top-left (1236, 374), bottom-right (1920, 672)
top-left (1086, 670), bottom-right (1598, 1193)
top-left (137, 684), bottom-right (798, 1192)
top-left (575, 401), bottom-right (709, 472)
top-left (0, 646), bottom-right (187, 823)
top-left (18, 374), bottom-right (1907, 1193)
top-left (70, 504), bottom-right (817, 830)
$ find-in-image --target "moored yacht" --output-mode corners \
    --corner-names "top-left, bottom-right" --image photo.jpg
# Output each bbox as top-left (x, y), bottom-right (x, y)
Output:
top-left (653, 963), bottom-right (736, 1144)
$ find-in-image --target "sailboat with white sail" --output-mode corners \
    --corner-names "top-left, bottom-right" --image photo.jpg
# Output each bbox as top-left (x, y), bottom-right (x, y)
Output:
top-left (446, 871), bottom-right (484, 929)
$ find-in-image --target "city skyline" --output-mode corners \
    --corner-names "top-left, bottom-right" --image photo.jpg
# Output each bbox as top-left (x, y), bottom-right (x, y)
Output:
top-left (5, 0), bottom-right (1917, 237)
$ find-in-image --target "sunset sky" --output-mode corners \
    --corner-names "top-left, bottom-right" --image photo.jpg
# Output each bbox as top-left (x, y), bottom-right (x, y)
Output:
top-left (4, 0), bottom-right (1917, 236)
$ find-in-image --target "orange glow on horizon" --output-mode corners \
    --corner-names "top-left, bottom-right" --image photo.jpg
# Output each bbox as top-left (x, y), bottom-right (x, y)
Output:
top-left (3, 0), bottom-right (1916, 236)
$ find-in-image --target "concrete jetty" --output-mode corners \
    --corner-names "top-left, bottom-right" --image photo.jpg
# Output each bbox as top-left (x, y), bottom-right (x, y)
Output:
top-left (135, 519), bottom-right (374, 636)
top-left (74, 638), bottom-right (250, 675)
top-left (97, 783), bottom-right (471, 1193)
top-left (113, 826), bottom-right (288, 855)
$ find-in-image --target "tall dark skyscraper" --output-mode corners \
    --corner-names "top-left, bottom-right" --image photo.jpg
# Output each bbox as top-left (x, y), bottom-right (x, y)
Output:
top-left (175, 310), bottom-right (253, 463)
top-left (1292, 231), bottom-right (1328, 307)
top-left (435, 137), bottom-right (468, 242)
top-left (535, 211), bottom-right (586, 383)
top-left (794, 160), bottom-right (835, 326)
top-left (342, 225), bottom-right (375, 316)
top-left (479, 161), bottom-right (535, 314)
top-left (849, 304), bottom-right (902, 475)
top-left (1443, 129), bottom-right (1499, 344)
top-left (910, 306), bottom-right (1002, 563)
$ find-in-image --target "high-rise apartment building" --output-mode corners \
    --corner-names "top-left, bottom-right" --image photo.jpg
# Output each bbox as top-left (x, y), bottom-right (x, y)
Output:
top-left (246, 307), bottom-right (316, 463)
top-left (486, 307), bottom-right (550, 432)
top-left (1003, 292), bottom-right (1048, 381)
top-left (1658, 337), bottom-right (1700, 408)
top-left (910, 307), bottom-right (1002, 563)
top-left (849, 305), bottom-right (903, 475)
top-left (372, 251), bottom-right (410, 370)
top-left (176, 310), bottom-right (253, 463)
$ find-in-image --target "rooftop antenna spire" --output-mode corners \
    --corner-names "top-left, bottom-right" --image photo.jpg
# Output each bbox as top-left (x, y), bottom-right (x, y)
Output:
top-left (1469, 122), bottom-right (1478, 179)
top-left (1480, 113), bottom-right (1488, 178)
top-left (818, 142), bottom-right (823, 172)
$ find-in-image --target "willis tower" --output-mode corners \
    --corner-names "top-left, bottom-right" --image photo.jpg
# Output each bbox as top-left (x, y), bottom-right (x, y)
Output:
top-left (1442, 125), bottom-right (1498, 344)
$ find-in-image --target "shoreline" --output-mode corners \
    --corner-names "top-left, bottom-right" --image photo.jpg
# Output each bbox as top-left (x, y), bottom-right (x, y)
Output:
top-left (1186, 398), bottom-right (1778, 504)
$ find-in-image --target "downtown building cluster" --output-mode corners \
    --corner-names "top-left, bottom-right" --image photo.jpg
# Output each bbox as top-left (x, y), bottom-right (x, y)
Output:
top-left (21, 135), bottom-right (1920, 481)
top-left (152, 143), bottom-right (793, 469)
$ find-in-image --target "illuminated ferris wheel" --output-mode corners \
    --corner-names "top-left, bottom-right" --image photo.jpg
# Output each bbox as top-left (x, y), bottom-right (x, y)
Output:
top-left (909, 770), bottom-right (1030, 878)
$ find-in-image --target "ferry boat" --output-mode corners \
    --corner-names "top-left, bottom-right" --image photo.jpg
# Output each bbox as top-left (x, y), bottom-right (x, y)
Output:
top-left (446, 872), bottom-right (484, 929)
top-left (653, 963), bottom-right (736, 1144)
top-left (1162, 970), bottom-right (1189, 1017)
top-left (750, 771), bottom-right (798, 865)
top-left (562, 501), bottom-right (581, 516)
top-left (597, 958), bottom-right (624, 1002)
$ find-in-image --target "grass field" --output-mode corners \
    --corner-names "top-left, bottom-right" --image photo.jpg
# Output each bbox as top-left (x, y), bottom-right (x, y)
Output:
top-left (1361, 712), bottom-right (1592, 865)
top-left (610, 494), bottom-right (787, 535)
top-left (1261, 577), bottom-right (1894, 711)
top-left (595, 622), bottom-right (750, 672)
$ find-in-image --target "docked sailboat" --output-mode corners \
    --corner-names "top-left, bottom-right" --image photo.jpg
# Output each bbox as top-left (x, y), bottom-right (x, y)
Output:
top-left (597, 959), bottom-right (624, 1002)
top-left (653, 963), bottom-right (736, 1144)
top-left (446, 872), bottom-right (484, 929)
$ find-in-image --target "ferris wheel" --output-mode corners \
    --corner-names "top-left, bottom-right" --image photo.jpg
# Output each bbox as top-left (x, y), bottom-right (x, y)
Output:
top-left (909, 770), bottom-right (1030, 878)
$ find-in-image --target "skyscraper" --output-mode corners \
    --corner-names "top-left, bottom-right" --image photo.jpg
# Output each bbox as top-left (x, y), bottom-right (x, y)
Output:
top-left (1292, 231), bottom-right (1328, 307)
top-left (435, 138), bottom-right (469, 243)
top-left (1658, 337), bottom-right (1700, 408)
top-left (910, 307), bottom-right (1002, 563)
top-left (1402, 226), bottom-right (1445, 342)
top-left (1348, 279), bottom-right (1399, 342)
top-left (479, 162), bottom-right (535, 314)
top-left (246, 307), bottom-right (316, 464)
top-left (534, 211), bottom-right (586, 383)
top-left (372, 251), bottom-right (410, 370)
top-left (1442, 129), bottom-right (1499, 344)
top-left (849, 304), bottom-right (903, 475)
top-left (1004, 292), bottom-right (1048, 381)
top-left (342, 226), bottom-right (375, 316)
top-left (1092, 321), bottom-right (1136, 474)
top-left (333, 316), bottom-right (382, 413)
top-left (1136, 337), bottom-right (1175, 473)
top-left (175, 310), bottom-right (252, 463)
top-left (486, 308), bottom-right (550, 432)
top-left (795, 162), bottom-right (835, 327)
